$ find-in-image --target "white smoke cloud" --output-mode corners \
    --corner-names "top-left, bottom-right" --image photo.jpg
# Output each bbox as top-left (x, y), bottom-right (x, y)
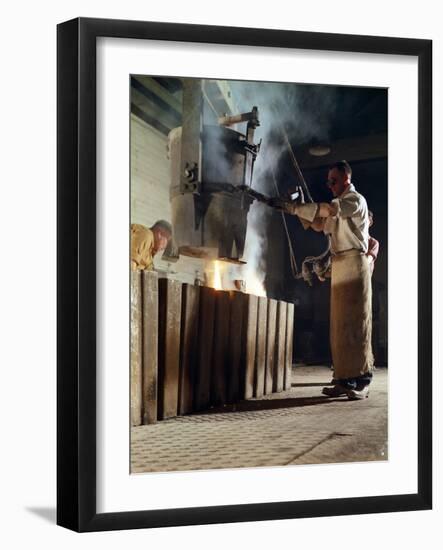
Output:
top-left (226, 79), bottom-right (338, 295)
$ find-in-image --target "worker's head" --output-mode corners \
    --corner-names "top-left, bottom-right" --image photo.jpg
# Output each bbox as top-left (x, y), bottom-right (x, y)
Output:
top-left (327, 160), bottom-right (352, 197)
top-left (368, 210), bottom-right (374, 228)
top-left (151, 220), bottom-right (172, 253)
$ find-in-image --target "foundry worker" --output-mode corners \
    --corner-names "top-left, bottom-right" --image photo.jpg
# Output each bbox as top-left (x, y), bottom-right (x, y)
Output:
top-left (272, 160), bottom-right (373, 400)
top-left (327, 208), bottom-right (379, 384)
top-left (316, 208), bottom-right (379, 281)
top-left (131, 220), bottom-right (172, 271)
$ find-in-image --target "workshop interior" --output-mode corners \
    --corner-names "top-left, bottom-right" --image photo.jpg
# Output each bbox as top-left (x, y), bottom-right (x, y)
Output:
top-left (129, 76), bottom-right (387, 427)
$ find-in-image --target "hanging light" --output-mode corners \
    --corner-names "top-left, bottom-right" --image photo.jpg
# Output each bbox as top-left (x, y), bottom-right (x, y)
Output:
top-left (308, 143), bottom-right (331, 157)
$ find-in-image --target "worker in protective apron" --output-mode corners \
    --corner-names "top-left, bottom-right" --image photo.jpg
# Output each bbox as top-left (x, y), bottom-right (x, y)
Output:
top-left (274, 160), bottom-right (374, 400)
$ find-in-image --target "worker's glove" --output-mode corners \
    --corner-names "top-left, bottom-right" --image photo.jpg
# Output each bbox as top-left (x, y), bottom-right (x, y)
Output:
top-left (268, 197), bottom-right (291, 211)
top-left (287, 185), bottom-right (305, 204)
top-left (293, 203), bottom-right (319, 221)
top-left (297, 186), bottom-right (306, 204)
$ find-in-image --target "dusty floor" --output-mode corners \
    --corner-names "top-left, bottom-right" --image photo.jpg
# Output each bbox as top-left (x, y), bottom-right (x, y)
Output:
top-left (131, 366), bottom-right (388, 473)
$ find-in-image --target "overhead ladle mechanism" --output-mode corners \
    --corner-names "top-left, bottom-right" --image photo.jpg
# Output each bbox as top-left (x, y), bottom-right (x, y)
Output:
top-left (170, 79), bottom-right (263, 263)
top-left (229, 116), bottom-right (331, 286)
top-left (273, 126), bottom-right (332, 285)
top-left (171, 79), bottom-right (330, 279)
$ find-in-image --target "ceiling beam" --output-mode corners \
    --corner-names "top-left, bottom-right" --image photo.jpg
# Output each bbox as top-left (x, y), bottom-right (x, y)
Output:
top-left (131, 87), bottom-right (181, 132)
top-left (132, 75), bottom-right (182, 115)
top-left (296, 133), bottom-right (387, 170)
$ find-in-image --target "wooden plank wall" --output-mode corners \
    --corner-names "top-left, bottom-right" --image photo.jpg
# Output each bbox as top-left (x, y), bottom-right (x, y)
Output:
top-left (284, 303), bottom-right (295, 391)
top-left (265, 299), bottom-right (277, 395)
top-left (194, 287), bottom-right (216, 411)
top-left (274, 301), bottom-right (287, 393)
top-left (243, 294), bottom-right (258, 400)
top-left (130, 278), bottom-right (295, 425)
top-left (227, 291), bottom-right (244, 403)
top-left (254, 297), bottom-right (268, 398)
top-left (178, 284), bottom-right (200, 415)
top-left (212, 291), bottom-right (230, 406)
top-left (158, 279), bottom-right (182, 419)
top-left (142, 271), bottom-right (159, 424)
top-left (130, 271), bottom-right (143, 427)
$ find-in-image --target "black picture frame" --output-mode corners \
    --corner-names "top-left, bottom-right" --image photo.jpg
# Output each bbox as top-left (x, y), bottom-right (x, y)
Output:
top-left (57, 17), bottom-right (432, 532)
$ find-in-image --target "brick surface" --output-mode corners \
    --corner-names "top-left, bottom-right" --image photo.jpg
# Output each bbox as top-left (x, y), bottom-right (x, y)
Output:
top-left (131, 366), bottom-right (388, 473)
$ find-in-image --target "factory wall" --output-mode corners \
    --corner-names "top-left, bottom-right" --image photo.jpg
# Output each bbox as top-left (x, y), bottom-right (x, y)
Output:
top-left (130, 112), bottom-right (207, 282)
top-left (130, 113), bottom-right (172, 227)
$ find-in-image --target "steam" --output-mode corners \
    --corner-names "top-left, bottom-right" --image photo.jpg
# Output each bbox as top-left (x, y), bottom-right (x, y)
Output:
top-left (199, 79), bottom-right (338, 295)
top-left (227, 80), bottom-right (338, 295)
top-left (241, 140), bottom-right (286, 295)
top-left (242, 202), bottom-right (267, 296)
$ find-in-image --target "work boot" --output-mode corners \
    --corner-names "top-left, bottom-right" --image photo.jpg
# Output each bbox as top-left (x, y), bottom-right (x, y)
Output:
top-left (322, 384), bottom-right (349, 398)
top-left (347, 385), bottom-right (370, 400)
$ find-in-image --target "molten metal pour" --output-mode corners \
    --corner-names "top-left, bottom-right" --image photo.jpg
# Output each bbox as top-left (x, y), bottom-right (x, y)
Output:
top-left (205, 258), bottom-right (266, 297)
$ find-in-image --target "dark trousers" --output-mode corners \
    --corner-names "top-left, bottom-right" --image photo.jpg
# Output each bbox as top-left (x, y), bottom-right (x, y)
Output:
top-left (338, 372), bottom-right (373, 390)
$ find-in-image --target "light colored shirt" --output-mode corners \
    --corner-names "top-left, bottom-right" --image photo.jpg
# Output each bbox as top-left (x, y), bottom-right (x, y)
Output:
top-left (131, 224), bottom-right (155, 271)
top-left (323, 184), bottom-right (369, 255)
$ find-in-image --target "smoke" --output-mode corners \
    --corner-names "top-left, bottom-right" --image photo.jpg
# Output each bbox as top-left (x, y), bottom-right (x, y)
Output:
top-left (240, 202), bottom-right (266, 296)
top-left (225, 80), bottom-right (338, 294)
top-left (220, 81), bottom-right (336, 294)
top-left (198, 79), bottom-right (339, 295)
top-left (229, 79), bottom-right (339, 170)
top-left (240, 139), bottom-right (286, 295)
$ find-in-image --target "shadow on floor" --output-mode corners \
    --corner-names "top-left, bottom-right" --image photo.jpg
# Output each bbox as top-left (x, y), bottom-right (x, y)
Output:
top-left (292, 382), bottom-right (331, 387)
top-left (198, 394), bottom-right (351, 415)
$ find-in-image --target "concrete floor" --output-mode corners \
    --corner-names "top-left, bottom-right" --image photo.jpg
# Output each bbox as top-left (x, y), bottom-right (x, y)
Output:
top-left (131, 366), bottom-right (388, 473)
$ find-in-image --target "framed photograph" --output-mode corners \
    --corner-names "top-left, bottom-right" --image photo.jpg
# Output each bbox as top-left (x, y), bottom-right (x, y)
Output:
top-left (57, 17), bottom-right (432, 532)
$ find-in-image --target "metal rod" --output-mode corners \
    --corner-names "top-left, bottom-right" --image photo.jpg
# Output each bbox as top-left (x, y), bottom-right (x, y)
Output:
top-left (270, 167), bottom-right (300, 277)
top-left (280, 125), bottom-right (314, 203)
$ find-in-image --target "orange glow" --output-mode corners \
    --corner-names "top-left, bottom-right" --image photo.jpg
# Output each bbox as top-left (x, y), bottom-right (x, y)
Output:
top-left (245, 273), bottom-right (266, 297)
top-left (213, 260), bottom-right (223, 290)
